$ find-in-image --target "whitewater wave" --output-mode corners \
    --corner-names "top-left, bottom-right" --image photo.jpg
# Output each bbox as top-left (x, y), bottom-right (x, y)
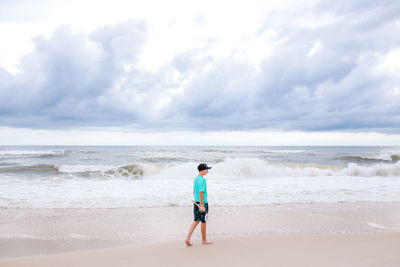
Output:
top-left (2, 158), bottom-right (400, 178)
top-left (211, 158), bottom-right (400, 178)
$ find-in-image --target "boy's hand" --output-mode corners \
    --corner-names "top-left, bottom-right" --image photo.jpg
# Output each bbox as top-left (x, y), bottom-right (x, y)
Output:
top-left (200, 205), bottom-right (205, 213)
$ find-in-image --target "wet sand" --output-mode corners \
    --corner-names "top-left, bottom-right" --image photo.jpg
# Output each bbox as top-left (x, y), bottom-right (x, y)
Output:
top-left (1, 234), bottom-right (400, 267)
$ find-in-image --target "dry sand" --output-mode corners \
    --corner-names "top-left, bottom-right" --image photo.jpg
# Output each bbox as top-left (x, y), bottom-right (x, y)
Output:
top-left (1, 202), bottom-right (400, 266)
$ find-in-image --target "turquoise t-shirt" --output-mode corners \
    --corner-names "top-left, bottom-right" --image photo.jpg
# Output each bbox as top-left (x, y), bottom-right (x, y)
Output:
top-left (193, 175), bottom-right (208, 203)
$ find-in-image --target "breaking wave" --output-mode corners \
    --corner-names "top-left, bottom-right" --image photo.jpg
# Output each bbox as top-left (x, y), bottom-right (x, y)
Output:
top-left (211, 158), bottom-right (400, 178)
top-left (0, 163), bottom-right (167, 179)
top-left (0, 164), bottom-right (59, 174)
top-left (337, 154), bottom-right (400, 162)
top-left (57, 163), bottom-right (169, 179)
top-left (2, 158), bottom-right (400, 178)
top-left (0, 150), bottom-right (65, 158)
top-left (0, 149), bottom-right (97, 159)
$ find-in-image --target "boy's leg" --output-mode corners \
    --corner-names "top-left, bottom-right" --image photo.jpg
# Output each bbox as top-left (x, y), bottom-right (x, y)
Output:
top-left (201, 222), bottom-right (213, 245)
top-left (185, 221), bottom-right (199, 246)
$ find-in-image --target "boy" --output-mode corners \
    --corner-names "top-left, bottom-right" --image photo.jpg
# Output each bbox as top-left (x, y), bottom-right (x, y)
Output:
top-left (185, 163), bottom-right (213, 246)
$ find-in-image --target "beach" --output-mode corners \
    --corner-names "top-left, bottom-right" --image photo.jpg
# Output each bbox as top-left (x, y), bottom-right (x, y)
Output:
top-left (1, 202), bottom-right (400, 266)
top-left (1, 146), bottom-right (400, 266)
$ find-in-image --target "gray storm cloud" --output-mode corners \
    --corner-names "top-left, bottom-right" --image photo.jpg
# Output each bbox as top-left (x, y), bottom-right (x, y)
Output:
top-left (0, 1), bottom-right (400, 132)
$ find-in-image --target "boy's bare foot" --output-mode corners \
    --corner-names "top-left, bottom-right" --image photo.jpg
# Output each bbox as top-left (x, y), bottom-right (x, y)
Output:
top-left (201, 240), bottom-right (213, 245)
top-left (185, 240), bottom-right (192, 246)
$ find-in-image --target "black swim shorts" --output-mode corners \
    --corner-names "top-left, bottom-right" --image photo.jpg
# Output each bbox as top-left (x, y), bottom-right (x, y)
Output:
top-left (193, 202), bottom-right (209, 223)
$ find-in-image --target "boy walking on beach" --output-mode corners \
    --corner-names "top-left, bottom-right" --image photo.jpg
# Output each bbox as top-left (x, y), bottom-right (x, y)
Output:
top-left (185, 163), bottom-right (213, 246)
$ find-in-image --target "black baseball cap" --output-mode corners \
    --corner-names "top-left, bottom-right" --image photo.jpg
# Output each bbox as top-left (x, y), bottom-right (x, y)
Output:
top-left (198, 163), bottom-right (212, 172)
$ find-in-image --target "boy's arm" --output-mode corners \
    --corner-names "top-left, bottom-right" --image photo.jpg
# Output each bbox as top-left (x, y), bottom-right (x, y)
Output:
top-left (199, 192), bottom-right (205, 212)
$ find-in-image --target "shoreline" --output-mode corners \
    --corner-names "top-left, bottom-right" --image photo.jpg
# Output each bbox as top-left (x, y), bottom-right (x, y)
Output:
top-left (3, 200), bottom-right (400, 209)
top-left (1, 202), bottom-right (400, 261)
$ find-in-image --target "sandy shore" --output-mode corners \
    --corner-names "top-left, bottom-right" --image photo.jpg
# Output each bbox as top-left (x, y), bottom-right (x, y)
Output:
top-left (1, 233), bottom-right (400, 267)
top-left (1, 202), bottom-right (400, 266)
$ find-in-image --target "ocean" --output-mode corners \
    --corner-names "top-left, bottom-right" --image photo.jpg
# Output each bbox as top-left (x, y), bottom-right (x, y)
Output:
top-left (1, 146), bottom-right (400, 208)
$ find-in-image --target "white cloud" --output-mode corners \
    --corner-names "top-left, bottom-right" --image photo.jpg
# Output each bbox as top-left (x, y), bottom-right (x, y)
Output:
top-left (379, 48), bottom-right (400, 74)
top-left (1, 0), bottom-right (400, 135)
top-left (307, 41), bottom-right (322, 57)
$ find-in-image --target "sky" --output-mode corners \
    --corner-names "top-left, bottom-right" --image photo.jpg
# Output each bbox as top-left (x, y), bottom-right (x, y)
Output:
top-left (0, 0), bottom-right (400, 145)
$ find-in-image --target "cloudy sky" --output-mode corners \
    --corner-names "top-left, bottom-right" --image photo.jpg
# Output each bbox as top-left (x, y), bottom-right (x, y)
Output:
top-left (1, 0), bottom-right (400, 145)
